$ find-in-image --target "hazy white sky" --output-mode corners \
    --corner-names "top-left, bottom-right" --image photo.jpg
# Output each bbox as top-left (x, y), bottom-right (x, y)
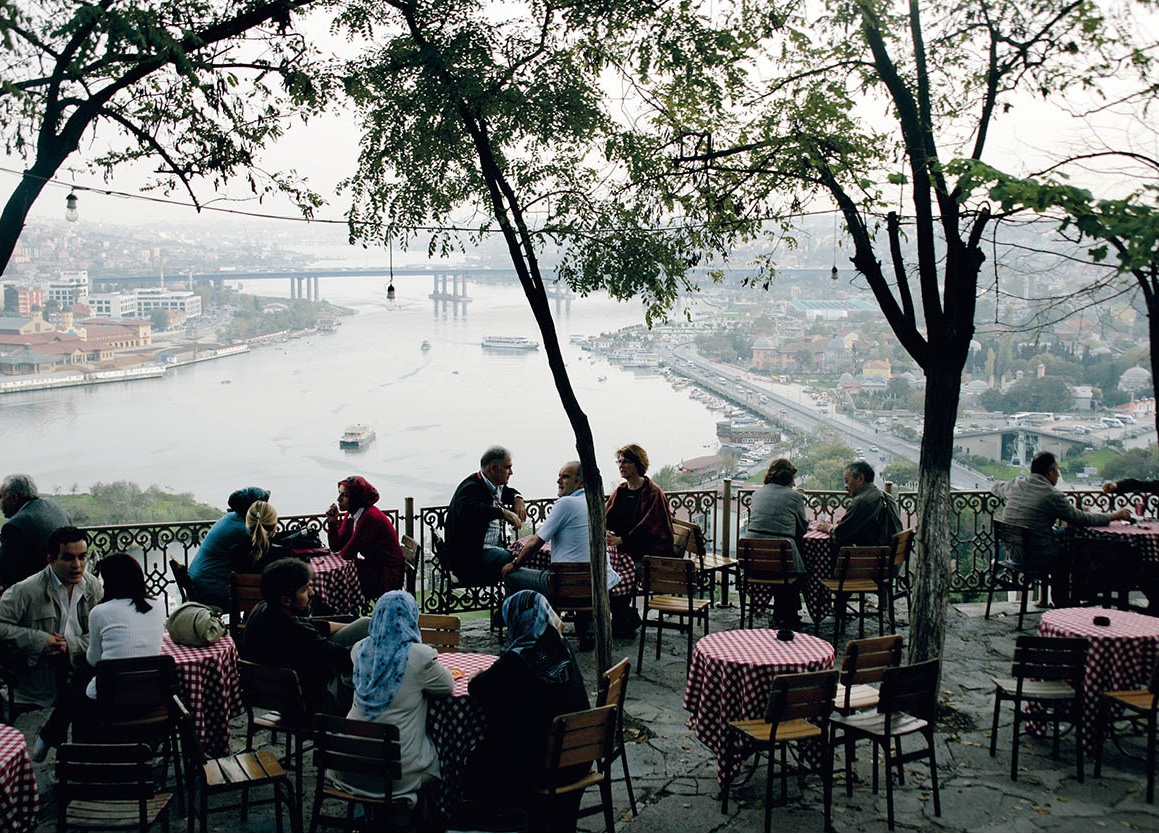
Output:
top-left (4, 2), bottom-right (1155, 244)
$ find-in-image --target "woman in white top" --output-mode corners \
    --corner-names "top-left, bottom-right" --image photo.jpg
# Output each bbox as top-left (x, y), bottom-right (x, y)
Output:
top-left (85, 552), bottom-right (166, 699)
top-left (31, 552), bottom-right (166, 761)
top-left (334, 590), bottom-right (453, 808)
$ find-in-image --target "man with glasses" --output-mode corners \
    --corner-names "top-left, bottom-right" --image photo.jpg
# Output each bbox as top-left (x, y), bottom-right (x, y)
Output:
top-left (444, 446), bottom-right (527, 585)
top-left (991, 451), bottom-right (1130, 605)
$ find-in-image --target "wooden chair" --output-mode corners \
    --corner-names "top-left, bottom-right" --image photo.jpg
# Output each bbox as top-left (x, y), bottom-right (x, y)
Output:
top-left (229, 571), bottom-right (264, 638)
top-left (238, 660), bottom-right (311, 820)
top-left (674, 518), bottom-right (737, 606)
top-left (830, 659), bottom-right (943, 831)
top-left (86, 656), bottom-right (186, 810)
top-left (835, 634), bottom-right (904, 716)
top-left (984, 519), bottom-right (1055, 630)
top-left (819, 545), bottom-right (892, 642)
top-left (548, 562), bottom-right (594, 626)
top-left (887, 529), bottom-right (915, 621)
top-left (721, 669), bottom-right (839, 832)
top-left (989, 635), bottom-right (1088, 782)
top-left (400, 534), bottom-right (420, 596)
top-left (1095, 654), bottom-right (1159, 802)
top-left (417, 613), bottom-right (461, 653)
top-left (736, 537), bottom-right (801, 629)
top-left (175, 698), bottom-right (298, 832)
top-left (169, 559), bottom-right (193, 605)
top-left (596, 658), bottom-right (637, 816)
top-left (56, 742), bottom-right (173, 831)
top-left (311, 715), bottom-right (406, 832)
top-left (536, 706), bottom-right (618, 833)
top-left (1070, 537), bottom-right (1139, 610)
top-left (637, 557), bottom-right (710, 671)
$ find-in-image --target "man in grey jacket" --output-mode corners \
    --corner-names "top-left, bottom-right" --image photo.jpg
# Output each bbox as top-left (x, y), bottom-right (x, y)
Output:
top-left (0, 474), bottom-right (72, 588)
top-left (991, 451), bottom-right (1130, 605)
top-left (0, 526), bottom-right (102, 758)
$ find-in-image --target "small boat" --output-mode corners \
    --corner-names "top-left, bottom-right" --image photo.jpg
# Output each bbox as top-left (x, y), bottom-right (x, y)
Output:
top-left (597, 375), bottom-right (607, 382)
top-left (220, 380), bottom-right (231, 385)
top-left (482, 335), bottom-right (539, 351)
top-left (421, 340), bottom-right (431, 351)
top-left (317, 317), bottom-right (339, 333)
top-left (339, 424), bottom-right (376, 449)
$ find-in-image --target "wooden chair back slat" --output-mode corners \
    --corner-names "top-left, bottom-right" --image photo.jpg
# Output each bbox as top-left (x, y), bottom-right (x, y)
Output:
top-left (671, 519), bottom-right (706, 557)
top-left (401, 534), bottom-right (420, 594)
top-left (238, 660), bottom-right (308, 724)
top-left (550, 563), bottom-right (593, 610)
top-left (229, 572), bottom-right (264, 636)
top-left (597, 658), bottom-right (631, 747)
top-left (57, 743), bottom-right (155, 803)
top-left (644, 557), bottom-right (696, 597)
top-left (993, 519), bottom-right (1037, 565)
top-left (92, 656), bottom-right (180, 744)
top-left (738, 538), bottom-right (797, 578)
top-left (314, 714), bottom-right (402, 786)
top-left (541, 706), bottom-right (616, 773)
top-left (1010, 636), bottom-right (1088, 682)
top-left (891, 529), bottom-right (915, 570)
top-left (763, 669), bottom-right (839, 725)
top-left (833, 546), bottom-right (891, 583)
top-left (418, 613), bottom-right (461, 653)
top-left (878, 659), bottom-right (941, 721)
top-left (840, 634), bottom-right (904, 687)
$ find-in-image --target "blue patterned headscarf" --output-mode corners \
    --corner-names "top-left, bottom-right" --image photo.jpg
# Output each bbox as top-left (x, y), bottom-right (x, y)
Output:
top-left (503, 590), bottom-right (570, 684)
top-left (353, 591), bottom-right (422, 720)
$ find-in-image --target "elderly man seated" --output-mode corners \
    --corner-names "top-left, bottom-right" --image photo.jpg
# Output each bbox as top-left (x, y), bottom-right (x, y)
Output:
top-left (503, 461), bottom-right (618, 651)
top-left (0, 526), bottom-right (102, 761)
top-left (241, 558), bottom-right (370, 714)
top-left (816, 460), bottom-right (902, 549)
top-left (0, 474), bottom-right (72, 588)
top-left (444, 446), bottom-right (527, 585)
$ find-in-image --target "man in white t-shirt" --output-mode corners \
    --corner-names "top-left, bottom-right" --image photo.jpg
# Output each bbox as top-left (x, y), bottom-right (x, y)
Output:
top-left (503, 461), bottom-right (618, 649)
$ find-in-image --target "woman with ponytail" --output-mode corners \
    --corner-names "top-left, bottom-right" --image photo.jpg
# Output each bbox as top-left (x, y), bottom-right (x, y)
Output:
top-left (245, 500), bottom-right (279, 570)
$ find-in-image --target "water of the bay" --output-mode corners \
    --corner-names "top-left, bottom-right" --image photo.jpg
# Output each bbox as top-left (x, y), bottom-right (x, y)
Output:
top-left (0, 276), bottom-right (724, 515)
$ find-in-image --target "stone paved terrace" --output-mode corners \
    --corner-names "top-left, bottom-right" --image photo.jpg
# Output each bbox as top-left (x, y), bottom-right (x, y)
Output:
top-left (14, 597), bottom-right (1159, 833)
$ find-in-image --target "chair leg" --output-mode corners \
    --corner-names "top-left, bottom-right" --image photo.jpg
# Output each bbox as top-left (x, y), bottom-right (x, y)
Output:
top-left (989, 691), bottom-right (1002, 757)
top-left (619, 745), bottom-right (638, 816)
top-left (1011, 696), bottom-right (1022, 780)
top-left (857, 594), bottom-right (866, 638)
top-left (740, 582), bottom-right (747, 629)
top-left (274, 779), bottom-right (284, 833)
top-left (1148, 711), bottom-right (1156, 804)
top-left (310, 767), bottom-right (323, 833)
top-left (637, 611), bottom-right (647, 671)
top-left (721, 726), bottom-right (733, 814)
top-left (927, 727), bottom-right (941, 817)
top-left (295, 733), bottom-right (304, 827)
top-left (1094, 697), bottom-right (1106, 778)
top-left (1017, 574), bottom-right (1030, 631)
top-left (655, 612), bottom-right (663, 660)
top-left (687, 616), bottom-right (694, 669)
top-left (200, 779), bottom-right (209, 834)
top-left (984, 563), bottom-right (1000, 619)
top-left (882, 739), bottom-right (895, 831)
top-left (894, 736), bottom-right (904, 785)
top-left (844, 733), bottom-right (855, 798)
top-left (1075, 700), bottom-right (1084, 782)
top-left (764, 743), bottom-right (776, 833)
top-left (601, 777), bottom-right (615, 832)
top-left (780, 741), bottom-right (788, 802)
top-left (823, 728), bottom-right (835, 833)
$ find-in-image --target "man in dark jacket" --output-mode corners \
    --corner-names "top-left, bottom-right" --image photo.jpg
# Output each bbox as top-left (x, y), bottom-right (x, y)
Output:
top-left (443, 446), bottom-right (526, 584)
top-left (241, 558), bottom-right (369, 714)
top-left (817, 461), bottom-right (902, 549)
top-left (0, 474), bottom-right (71, 588)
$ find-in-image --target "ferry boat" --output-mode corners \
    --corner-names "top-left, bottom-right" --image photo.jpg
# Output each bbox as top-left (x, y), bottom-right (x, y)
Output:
top-left (317, 317), bottom-right (339, 333)
top-left (421, 340), bottom-right (431, 351)
top-left (481, 336), bottom-right (539, 351)
top-left (339, 424), bottom-right (376, 448)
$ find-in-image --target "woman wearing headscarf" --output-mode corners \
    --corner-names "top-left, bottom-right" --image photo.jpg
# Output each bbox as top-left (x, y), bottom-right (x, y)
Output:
top-left (188, 486), bottom-right (270, 608)
top-left (465, 590), bottom-right (590, 830)
top-left (324, 476), bottom-right (406, 599)
top-left (332, 591), bottom-right (453, 806)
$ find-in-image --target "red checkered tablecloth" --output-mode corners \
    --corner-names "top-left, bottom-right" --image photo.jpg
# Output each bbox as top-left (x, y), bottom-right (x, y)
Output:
top-left (310, 553), bottom-right (365, 615)
top-left (427, 653), bottom-right (498, 818)
top-left (518, 543), bottom-right (637, 597)
top-left (1036, 607), bottom-right (1159, 751)
top-left (0, 725), bottom-right (38, 832)
top-left (1068, 520), bottom-right (1159, 566)
top-left (684, 628), bottom-right (835, 785)
top-left (744, 528), bottom-right (833, 623)
top-left (162, 632), bottom-right (243, 758)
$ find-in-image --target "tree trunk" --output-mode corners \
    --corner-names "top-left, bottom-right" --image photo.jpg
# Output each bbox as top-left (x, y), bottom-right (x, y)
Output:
top-left (907, 362), bottom-right (962, 667)
top-left (0, 157), bottom-right (67, 277)
top-left (1147, 274), bottom-right (1159, 445)
top-left (518, 281), bottom-right (612, 674)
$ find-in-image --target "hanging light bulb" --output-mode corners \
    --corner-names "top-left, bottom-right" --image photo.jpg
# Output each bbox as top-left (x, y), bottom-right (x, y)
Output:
top-left (387, 281), bottom-right (396, 301)
top-left (65, 192), bottom-right (79, 222)
top-left (386, 233), bottom-right (397, 302)
top-left (830, 265), bottom-right (839, 281)
top-left (830, 208), bottom-right (839, 280)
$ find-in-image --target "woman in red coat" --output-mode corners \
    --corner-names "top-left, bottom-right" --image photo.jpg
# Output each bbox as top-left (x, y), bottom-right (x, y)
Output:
top-left (325, 476), bottom-right (405, 600)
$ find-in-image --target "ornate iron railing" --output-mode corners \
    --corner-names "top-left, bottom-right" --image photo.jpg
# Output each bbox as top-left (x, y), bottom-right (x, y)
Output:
top-left (81, 486), bottom-right (1145, 611)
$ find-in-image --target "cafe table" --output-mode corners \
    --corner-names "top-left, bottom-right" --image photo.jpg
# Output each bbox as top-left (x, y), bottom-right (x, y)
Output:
top-left (684, 628), bottom-right (835, 785)
top-left (1067, 519), bottom-right (1159, 566)
top-left (310, 552), bottom-right (366, 615)
top-left (1036, 607), bottom-right (1159, 751)
top-left (161, 631), bottom-right (243, 758)
top-left (743, 527), bottom-right (834, 624)
top-left (426, 651), bottom-right (498, 819)
top-left (0, 724), bottom-right (38, 832)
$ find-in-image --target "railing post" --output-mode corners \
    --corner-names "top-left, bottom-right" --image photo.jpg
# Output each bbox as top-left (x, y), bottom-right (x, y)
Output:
top-left (722, 478), bottom-right (732, 559)
top-left (404, 496), bottom-right (415, 538)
